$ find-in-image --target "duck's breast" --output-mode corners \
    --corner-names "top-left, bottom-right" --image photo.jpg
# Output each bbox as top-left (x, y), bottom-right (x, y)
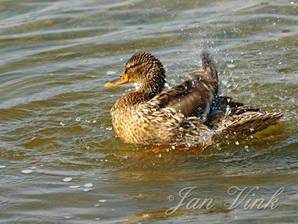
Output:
top-left (111, 103), bottom-right (182, 144)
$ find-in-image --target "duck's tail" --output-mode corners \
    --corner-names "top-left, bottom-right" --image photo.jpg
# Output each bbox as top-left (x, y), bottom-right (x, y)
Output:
top-left (215, 111), bottom-right (283, 138)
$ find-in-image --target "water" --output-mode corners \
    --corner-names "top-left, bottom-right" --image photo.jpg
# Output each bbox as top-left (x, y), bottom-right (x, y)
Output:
top-left (0, 0), bottom-right (297, 223)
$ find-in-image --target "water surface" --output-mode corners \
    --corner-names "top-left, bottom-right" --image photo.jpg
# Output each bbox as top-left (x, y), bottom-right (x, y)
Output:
top-left (0, 0), bottom-right (297, 223)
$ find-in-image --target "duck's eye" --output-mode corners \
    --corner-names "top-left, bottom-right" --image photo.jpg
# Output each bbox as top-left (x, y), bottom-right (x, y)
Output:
top-left (124, 68), bottom-right (128, 73)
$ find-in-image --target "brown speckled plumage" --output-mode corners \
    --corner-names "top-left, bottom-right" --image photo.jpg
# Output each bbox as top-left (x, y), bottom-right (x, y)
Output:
top-left (105, 51), bottom-right (282, 146)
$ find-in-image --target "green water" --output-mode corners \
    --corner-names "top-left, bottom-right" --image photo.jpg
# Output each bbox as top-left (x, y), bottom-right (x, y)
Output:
top-left (0, 0), bottom-right (297, 223)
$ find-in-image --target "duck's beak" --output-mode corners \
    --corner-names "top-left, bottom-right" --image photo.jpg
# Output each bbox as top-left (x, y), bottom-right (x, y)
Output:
top-left (104, 73), bottom-right (129, 88)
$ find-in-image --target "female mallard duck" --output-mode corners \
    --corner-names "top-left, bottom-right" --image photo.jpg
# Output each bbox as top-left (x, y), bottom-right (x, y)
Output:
top-left (105, 52), bottom-right (282, 146)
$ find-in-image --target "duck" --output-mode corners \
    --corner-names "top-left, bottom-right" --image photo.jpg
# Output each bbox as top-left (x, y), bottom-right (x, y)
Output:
top-left (104, 51), bottom-right (282, 147)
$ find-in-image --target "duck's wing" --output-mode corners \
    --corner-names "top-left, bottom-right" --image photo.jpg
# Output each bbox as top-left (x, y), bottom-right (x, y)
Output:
top-left (215, 111), bottom-right (283, 137)
top-left (207, 95), bottom-right (282, 136)
top-left (155, 52), bottom-right (218, 119)
top-left (206, 96), bottom-right (260, 127)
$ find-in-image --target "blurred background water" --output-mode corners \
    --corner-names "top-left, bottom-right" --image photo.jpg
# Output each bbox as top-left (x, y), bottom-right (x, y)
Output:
top-left (0, 0), bottom-right (297, 223)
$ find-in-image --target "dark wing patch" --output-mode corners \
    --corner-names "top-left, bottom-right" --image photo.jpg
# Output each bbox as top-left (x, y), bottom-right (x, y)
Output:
top-left (156, 77), bottom-right (216, 117)
top-left (207, 95), bottom-right (261, 128)
top-left (155, 52), bottom-right (218, 118)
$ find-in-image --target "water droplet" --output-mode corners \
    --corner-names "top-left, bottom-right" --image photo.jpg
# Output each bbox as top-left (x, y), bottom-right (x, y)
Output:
top-left (235, 141), bottom-right (239, 145)
top-left (92, 120), bottom-right (97, 124)
top-left (106, 71), bottom-right (116, 75)
top-left (69, 185), bottom-right (80, 189)
top-left (75, 117), bottom-right (81, 122)
top-left (21, 169), bottom-right (33, 174)
top-left (59, 121), bottom-right (65, 126)
top-left (63, 177), bottom-right (72, 182)
top-left (98, 199), bottom-right (107, 203)
top-left (0, 165), bottom-right (6, 169)
top-left (84, 183), bottom-right (93, 188)
top-left (133, 83), bottom-right (140, 90)
top-left (142, 214), bottom-right (150, 218)
top-left (105, 127), bottom-right (112, 131)
top-left (227, 64), bottom-right (235, 69)
top-left (64, 216), bottom-right (71, 219)
top-left (225, 105), bottom-right (232, 116)
top-left (83, 188), bottom-right (92, 192)
top-left (95, 217), bottom-right (101, 221)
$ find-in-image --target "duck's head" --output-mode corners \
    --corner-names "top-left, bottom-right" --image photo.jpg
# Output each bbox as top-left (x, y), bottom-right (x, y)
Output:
top-left (105, 52), bottom-right (165, 95)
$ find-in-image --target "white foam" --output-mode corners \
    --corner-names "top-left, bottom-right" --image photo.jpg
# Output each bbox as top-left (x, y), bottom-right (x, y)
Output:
top-left (69, 185), bottom-right (80, 189)
top-left (106, 71), bottom-right (116, 75)
top-left (84, 183), bottom-right (93, 188)
top-left (21, 169), bottom-right (33, 174)
top-left (63, 177), bottom-right (73, 182)
top-left (83, 188), bottom-right (92, 192)
top-left (227, 64), bottom-right (235, 68)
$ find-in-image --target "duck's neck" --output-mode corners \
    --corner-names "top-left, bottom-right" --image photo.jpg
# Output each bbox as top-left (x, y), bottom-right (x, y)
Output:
top-left (115, 76), bottom-right (165, 109)
top-left (139, 77), bottom-right (165, 99)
